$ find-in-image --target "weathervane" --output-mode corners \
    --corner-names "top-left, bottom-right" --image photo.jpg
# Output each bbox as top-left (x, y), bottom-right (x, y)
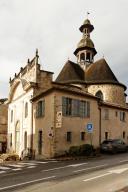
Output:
top-left (87, 12), bottom-right (90, 18)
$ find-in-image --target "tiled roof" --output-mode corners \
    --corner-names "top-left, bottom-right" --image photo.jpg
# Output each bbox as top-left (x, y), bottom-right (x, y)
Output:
top-left (85, 58), bottom-right (119, 83)
top-left (56, 60), bottom-right (85, 82)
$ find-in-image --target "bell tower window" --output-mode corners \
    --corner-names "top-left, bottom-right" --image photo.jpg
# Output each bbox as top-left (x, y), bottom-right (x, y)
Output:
top-left (80, 53), bottom-right (85, 62)
top-left (86, 52), bottom-right (91, 62)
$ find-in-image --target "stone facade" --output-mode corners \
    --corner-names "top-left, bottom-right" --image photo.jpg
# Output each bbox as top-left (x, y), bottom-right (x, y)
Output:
top-left (32, 90), bottom-right (100, 158)
top-left (7, 51), bottom-right (53, 157)
top-left (88, 84), bottom-right (126, 106)
top-left (0, 99), bottom-right (8, 153)
top-left (100, 105), bottom-right (128, 143)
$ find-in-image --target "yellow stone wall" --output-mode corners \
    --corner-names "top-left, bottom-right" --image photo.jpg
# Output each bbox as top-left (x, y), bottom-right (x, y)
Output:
top-left (33, 91), bottom-right (100, 158)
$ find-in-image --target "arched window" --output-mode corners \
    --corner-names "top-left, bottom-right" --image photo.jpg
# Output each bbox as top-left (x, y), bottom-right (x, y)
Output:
top-left (25, 102), bottom-right (28, 118)
top-left (95, 90), bottom-right (103, 100)
top-left (80, 53), bottom-right (85, 61)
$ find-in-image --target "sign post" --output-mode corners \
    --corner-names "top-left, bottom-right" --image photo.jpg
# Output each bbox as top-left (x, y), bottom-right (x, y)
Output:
top-left (86, 123), bottom-right (93, 145)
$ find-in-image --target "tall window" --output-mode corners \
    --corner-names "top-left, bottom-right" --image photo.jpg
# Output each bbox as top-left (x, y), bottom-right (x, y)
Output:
top-left (95, 90), bottom-right (103, 100)
top-left (104, 109), bottom-right (109, 120)
top-left (10, 133), bottom-right (12, 147)
top-left (62, 97), bottom-right (90, 118)
top-left (120, 111), bottom-right (125, 122)
top-left (81, 132), bottom-right (85, 141)
top-left (24, 131), bottom-right (27, 149)
top-left (36, 100), bottom-right (45, 118)
top-left (25, 103), bottom-right (28, 118)
top-left (11, 110), bottom-right (13, 122)
top-left (38, 130), bottom-right (42, 155)
top-left (105, 132), bottom-right (108, 140)
top-left (115, 111), bottom-right (118, 117)
top-left (123, 131), bottom-right (125, 139)
top-left (67, 132), bottom-right (72, 142)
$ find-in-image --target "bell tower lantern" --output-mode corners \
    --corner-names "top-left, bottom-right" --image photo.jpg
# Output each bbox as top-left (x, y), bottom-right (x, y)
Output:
top-left (74, 18), bottom-right (97, 71)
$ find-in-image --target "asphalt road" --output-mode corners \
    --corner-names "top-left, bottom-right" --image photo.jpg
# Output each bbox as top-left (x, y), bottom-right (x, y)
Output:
top-left (0, 153), bottom-right (128, 192)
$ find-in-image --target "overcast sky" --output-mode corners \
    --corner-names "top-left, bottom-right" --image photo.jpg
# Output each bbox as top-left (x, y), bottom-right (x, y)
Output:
top-left (0, 0), bottom-right (128, 99)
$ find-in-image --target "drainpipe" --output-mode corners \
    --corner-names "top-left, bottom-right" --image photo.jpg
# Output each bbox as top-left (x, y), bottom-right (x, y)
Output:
top-left (30, 100), bottom-right (34, 158)
top-left (98, 101), bottom-right (102, 146)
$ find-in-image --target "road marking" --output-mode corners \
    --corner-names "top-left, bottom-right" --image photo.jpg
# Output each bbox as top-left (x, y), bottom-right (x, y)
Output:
top-left (0, 166), bottom-right (10, 170)
top-left (42, 165), bottom-right (69, 172)
top-left (27, 166), bottom-right (36, 169)
top-left (18, 162), bottom-right (36, 166)
top-left (7, 164), bottom-right (24, 168)
top-left (0, 171), bottom-right (6, 174)
top-left (30, 161), bottom-right (49, 164)
top-left (108, 167), bottom-right (128, 174)
top-left (119, 160), bottom-right (128, 163)
top-left (0, 176), bottom-right (56, 191)
top-left (68, 163), bottom-right (88, 167)
top-left (73, 164), bottom-right (108, 173)
top-left (42, 163), bottom-right (88, 172)
top-left (83, 172), bottom-right (112, 182)
top-left (12, 168), bottom-right (22, 171)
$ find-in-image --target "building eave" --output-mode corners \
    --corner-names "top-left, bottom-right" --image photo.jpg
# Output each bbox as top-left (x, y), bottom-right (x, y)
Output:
top-left (99, 101), bottom-right (128, 111)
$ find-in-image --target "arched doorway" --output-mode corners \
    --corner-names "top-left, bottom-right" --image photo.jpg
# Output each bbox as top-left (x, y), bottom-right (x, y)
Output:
top-left (15, 121), bottom-right (20, 154)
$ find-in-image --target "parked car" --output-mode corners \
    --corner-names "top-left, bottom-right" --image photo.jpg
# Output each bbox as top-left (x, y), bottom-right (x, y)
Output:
top-left (100, 139), bottom-right (128, 153)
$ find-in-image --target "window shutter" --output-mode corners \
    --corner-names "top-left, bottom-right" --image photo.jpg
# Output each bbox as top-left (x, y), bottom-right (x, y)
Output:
top-left (87, 101), bottom-right (90, 117)
top-left (42, 100), bottom-right (45, 116)
top-left (36, 103), bottom-right (39, 117)
top-left (62, 97), bottom-right (66, 116)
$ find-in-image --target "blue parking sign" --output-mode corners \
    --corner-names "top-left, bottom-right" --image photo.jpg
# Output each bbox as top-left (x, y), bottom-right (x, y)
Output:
top-left (86, 123), bottom-right (93, 133)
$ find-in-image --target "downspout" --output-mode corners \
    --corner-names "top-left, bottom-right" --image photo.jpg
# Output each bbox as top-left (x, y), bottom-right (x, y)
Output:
top-left (30, 100), bottom-right (34, 158)
top-left (98, 101), bottom-right (102, 146)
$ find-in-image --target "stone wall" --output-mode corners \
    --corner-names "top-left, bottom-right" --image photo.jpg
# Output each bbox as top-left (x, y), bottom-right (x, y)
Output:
top-left (0, 103), bottom-right (8, 152)
top-left (87, 84), bottom-right (126, 106)
top-left (101, 106), bottom-right (128, 143)
top-left (33, 90), bottom-right (100, 158)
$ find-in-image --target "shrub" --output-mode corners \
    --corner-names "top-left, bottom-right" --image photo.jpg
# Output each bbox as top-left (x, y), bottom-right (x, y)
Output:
top-left (80, 144), bottom-right (94, 156)
top-left (69, 144), bottom-right (94, 157)
top-left (69, 146), bottom-right (81, 156)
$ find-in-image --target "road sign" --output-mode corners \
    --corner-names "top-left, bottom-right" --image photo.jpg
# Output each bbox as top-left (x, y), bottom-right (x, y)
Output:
top-left (86, 123), bottom-right (93, 133)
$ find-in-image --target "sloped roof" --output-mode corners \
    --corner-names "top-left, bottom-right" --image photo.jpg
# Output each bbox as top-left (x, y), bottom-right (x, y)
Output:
top-left (31, 82), bottom-right (97, 102)
top-left (85, 58), bottom-right (119, 83)
top-left (56, 60), bottom-right (85, 83)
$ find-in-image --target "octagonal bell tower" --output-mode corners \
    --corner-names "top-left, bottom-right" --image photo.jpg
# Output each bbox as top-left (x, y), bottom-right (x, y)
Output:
top-left (74, 18), bottom-right (97, 71)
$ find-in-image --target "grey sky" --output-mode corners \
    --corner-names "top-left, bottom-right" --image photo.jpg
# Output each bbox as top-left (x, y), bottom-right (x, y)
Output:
top-left (0, 0), bottom-right (128, 99)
